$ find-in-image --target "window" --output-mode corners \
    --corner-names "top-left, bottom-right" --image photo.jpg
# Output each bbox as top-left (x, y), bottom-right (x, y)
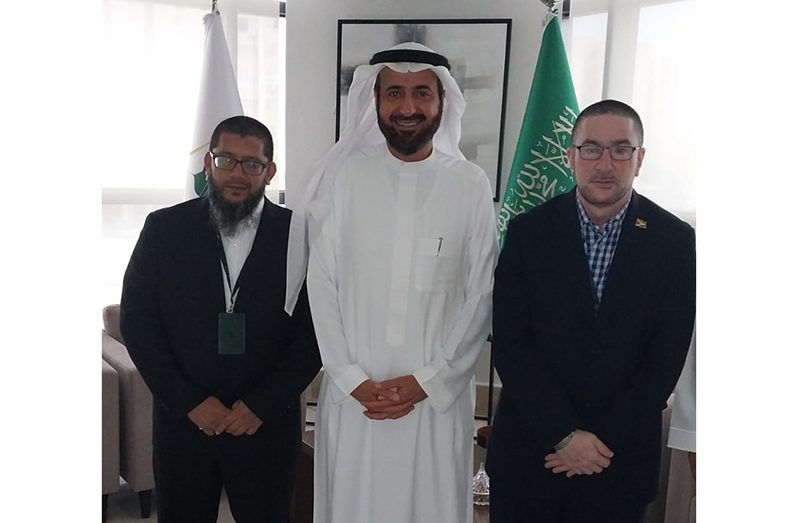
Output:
top-left (100, 0), bottom-right (283, 313)
top-left (567, 12), bottom-right (608, 111)
top-left (632, 1), bottom-right (697, 218)
top-left (566, 0), bottom-right (697, 222)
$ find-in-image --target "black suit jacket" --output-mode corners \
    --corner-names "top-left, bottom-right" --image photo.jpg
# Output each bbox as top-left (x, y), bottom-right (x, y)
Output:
top-left (120, 197), bottom-right (321, 441)
top-left (487, 189), bottom-right (695, 505)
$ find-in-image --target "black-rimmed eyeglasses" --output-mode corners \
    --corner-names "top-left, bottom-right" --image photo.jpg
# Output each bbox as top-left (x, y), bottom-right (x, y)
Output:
top-left (210, 153), bottom-right (270, 176)
top-left (574, 144), bottom-right (641, 161)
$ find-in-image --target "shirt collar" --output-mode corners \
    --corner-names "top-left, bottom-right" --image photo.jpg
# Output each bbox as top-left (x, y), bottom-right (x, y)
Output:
top-left (576, 194), bottom-right (631, 233)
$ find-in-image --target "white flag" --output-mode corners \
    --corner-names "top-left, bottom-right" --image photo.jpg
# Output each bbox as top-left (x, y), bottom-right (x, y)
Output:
top-left (185, 12), bottom-right (243, 200)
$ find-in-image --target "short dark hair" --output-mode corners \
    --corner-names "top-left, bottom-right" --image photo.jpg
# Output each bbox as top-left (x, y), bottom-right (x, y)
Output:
top-left (572, 99), bottom-right (644, 145)
top-left (373, 69), bottom-right (445, 102)
top-left (209, 115), bottom-right (274, 160)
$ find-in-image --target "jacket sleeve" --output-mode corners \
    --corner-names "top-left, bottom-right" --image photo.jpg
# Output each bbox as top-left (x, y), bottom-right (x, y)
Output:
top-left (594, 227), bottom-right (696, 449)
top-left (120, 213), bottom-right (207, 415)
top-left (492, 217), bottom-right (582, 448)
top-left (241, 282), bottom-right (322, 421)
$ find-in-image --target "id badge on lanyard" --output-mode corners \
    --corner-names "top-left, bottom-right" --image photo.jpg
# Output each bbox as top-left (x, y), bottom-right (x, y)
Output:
top-left (218, 241), bottom-right (246, 355)
top-left (218, 311), bottom-right (245, 355)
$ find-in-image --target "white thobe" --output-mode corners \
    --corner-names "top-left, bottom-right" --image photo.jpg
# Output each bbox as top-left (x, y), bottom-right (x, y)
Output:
top-left (668, 327), bottom-right (696, 452)
top-left (307, 145), bottom-right (498, 523)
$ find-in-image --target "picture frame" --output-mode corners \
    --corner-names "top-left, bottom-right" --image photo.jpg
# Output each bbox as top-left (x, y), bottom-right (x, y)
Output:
top-left (336, 18), bottom-right (512, 201)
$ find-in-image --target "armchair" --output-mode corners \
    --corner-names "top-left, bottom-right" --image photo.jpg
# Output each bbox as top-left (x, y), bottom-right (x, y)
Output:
top-left (101, 304), bottom-right (154, 518)
top-left (102, 359), bottom-right (119, 522)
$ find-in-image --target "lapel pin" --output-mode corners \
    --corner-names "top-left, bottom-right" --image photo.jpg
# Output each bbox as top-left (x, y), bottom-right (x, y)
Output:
top-left (634, 218), bottom-right (648, 229)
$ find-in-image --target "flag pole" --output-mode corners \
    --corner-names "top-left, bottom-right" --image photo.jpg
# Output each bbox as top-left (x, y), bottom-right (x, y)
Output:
top-left (485, 0), bottom-right (579, 434)
top-left (485, 0), bottom-right (567, 429)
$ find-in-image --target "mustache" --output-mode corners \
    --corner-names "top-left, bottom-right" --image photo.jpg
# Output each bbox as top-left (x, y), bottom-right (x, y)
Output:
top-left (390, 114), bottom-right (426, 124)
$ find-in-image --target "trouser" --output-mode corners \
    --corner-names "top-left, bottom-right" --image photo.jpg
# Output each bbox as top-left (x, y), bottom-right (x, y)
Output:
top-left (489, 469), bottom-right (647, 523)
top-left (490, 493), bottom-right (646, 523)
top-left (153, 422), bottom-right (299, 523)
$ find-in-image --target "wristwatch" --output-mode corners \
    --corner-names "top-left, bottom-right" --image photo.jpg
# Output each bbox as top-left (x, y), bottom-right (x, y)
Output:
top-left (554, 431), bottom-right (575, 451)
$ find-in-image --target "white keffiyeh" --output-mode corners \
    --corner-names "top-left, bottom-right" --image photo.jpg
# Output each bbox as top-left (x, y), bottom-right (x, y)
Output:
top-left (284, 42), bottom-right (467, 314)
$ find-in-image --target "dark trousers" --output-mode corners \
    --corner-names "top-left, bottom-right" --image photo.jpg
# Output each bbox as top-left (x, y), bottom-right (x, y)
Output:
top-left (153, 422), bottom-right (298, 523)
top-left (489, 470), bottom-right (646, 523)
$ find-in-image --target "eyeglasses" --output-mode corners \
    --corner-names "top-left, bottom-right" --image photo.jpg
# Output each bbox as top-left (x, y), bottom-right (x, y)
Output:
top-left (210, 153), bottom-right (270, 176)
top-left (574, 144), bottom-right (641, 161)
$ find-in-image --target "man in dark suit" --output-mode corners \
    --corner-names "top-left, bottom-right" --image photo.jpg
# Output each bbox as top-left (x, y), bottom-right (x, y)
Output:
top-left (120, 116), bottom-right (321, 523)
top-left (486, 100), bottom-right (695, 522)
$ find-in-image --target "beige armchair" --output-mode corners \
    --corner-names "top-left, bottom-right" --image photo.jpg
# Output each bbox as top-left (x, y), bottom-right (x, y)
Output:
top-left (102, 359), bottom-right (119, 523)
top-left (101, 304), bottom-right (154, 518)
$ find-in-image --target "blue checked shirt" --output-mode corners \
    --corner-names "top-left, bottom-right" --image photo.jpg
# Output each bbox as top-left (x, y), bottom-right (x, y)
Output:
top-left (576, 196), bottom-right (630, 311)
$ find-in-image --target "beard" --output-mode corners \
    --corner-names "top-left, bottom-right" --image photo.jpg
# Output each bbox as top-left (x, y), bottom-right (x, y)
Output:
top-left (377, 103), bottom-right (443, 157)
top-left (206, 175), bottom-right (264, 236)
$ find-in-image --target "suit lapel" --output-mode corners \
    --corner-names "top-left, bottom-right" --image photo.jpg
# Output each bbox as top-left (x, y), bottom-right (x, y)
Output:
top-left (555, 191), bottom-right (597, 324)
top-left (196, 198), bottom-right (227, 312)
top-left (234, 197), bottom-right (276, 308)
top-left (597, 191), bottom-right (647, 319)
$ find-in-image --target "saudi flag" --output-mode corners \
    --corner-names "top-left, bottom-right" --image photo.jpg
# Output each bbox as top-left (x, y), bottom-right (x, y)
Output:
top-left (497, 16), bottom-right (579, 247)
top-left (185, 11), bottom-right (244, 199)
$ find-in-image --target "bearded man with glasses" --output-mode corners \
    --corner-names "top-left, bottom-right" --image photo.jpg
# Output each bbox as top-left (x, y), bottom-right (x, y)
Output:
top-left (120, 115), bottom-right (321, 522)
top-left (487, 99), bottom-right (695, 522)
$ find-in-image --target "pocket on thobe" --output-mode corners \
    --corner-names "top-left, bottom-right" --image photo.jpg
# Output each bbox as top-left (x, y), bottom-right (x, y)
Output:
top-left (414, 237), bottom-right (458, 293)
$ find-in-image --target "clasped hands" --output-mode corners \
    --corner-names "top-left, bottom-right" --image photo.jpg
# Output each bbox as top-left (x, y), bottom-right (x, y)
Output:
top-left (188, 396), bottom-right (263, 437)
top-left (352, 376), bottom-right (428, 420)
top-left (544, 429), bottom-right (614, 478)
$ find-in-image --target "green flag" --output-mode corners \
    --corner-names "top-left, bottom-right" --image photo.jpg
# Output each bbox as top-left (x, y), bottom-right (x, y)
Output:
top-left (497, 17), bottom-right (579, 248)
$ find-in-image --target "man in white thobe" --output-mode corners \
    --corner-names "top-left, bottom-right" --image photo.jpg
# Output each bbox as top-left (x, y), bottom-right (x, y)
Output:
top-left (285, 43), bottom-right (498, 523)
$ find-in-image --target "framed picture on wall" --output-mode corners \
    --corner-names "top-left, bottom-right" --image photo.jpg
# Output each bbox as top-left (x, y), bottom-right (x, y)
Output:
top-left (336, 18), bottom-right (512, 201)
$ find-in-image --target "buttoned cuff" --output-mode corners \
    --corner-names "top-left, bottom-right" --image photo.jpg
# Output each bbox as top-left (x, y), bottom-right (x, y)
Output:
top-left (667, 427), bottom-right (696, 452)
top-left (328, 364), bottom-right (370, 405)
top-left (414, 365), bottom-right (455, 413)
